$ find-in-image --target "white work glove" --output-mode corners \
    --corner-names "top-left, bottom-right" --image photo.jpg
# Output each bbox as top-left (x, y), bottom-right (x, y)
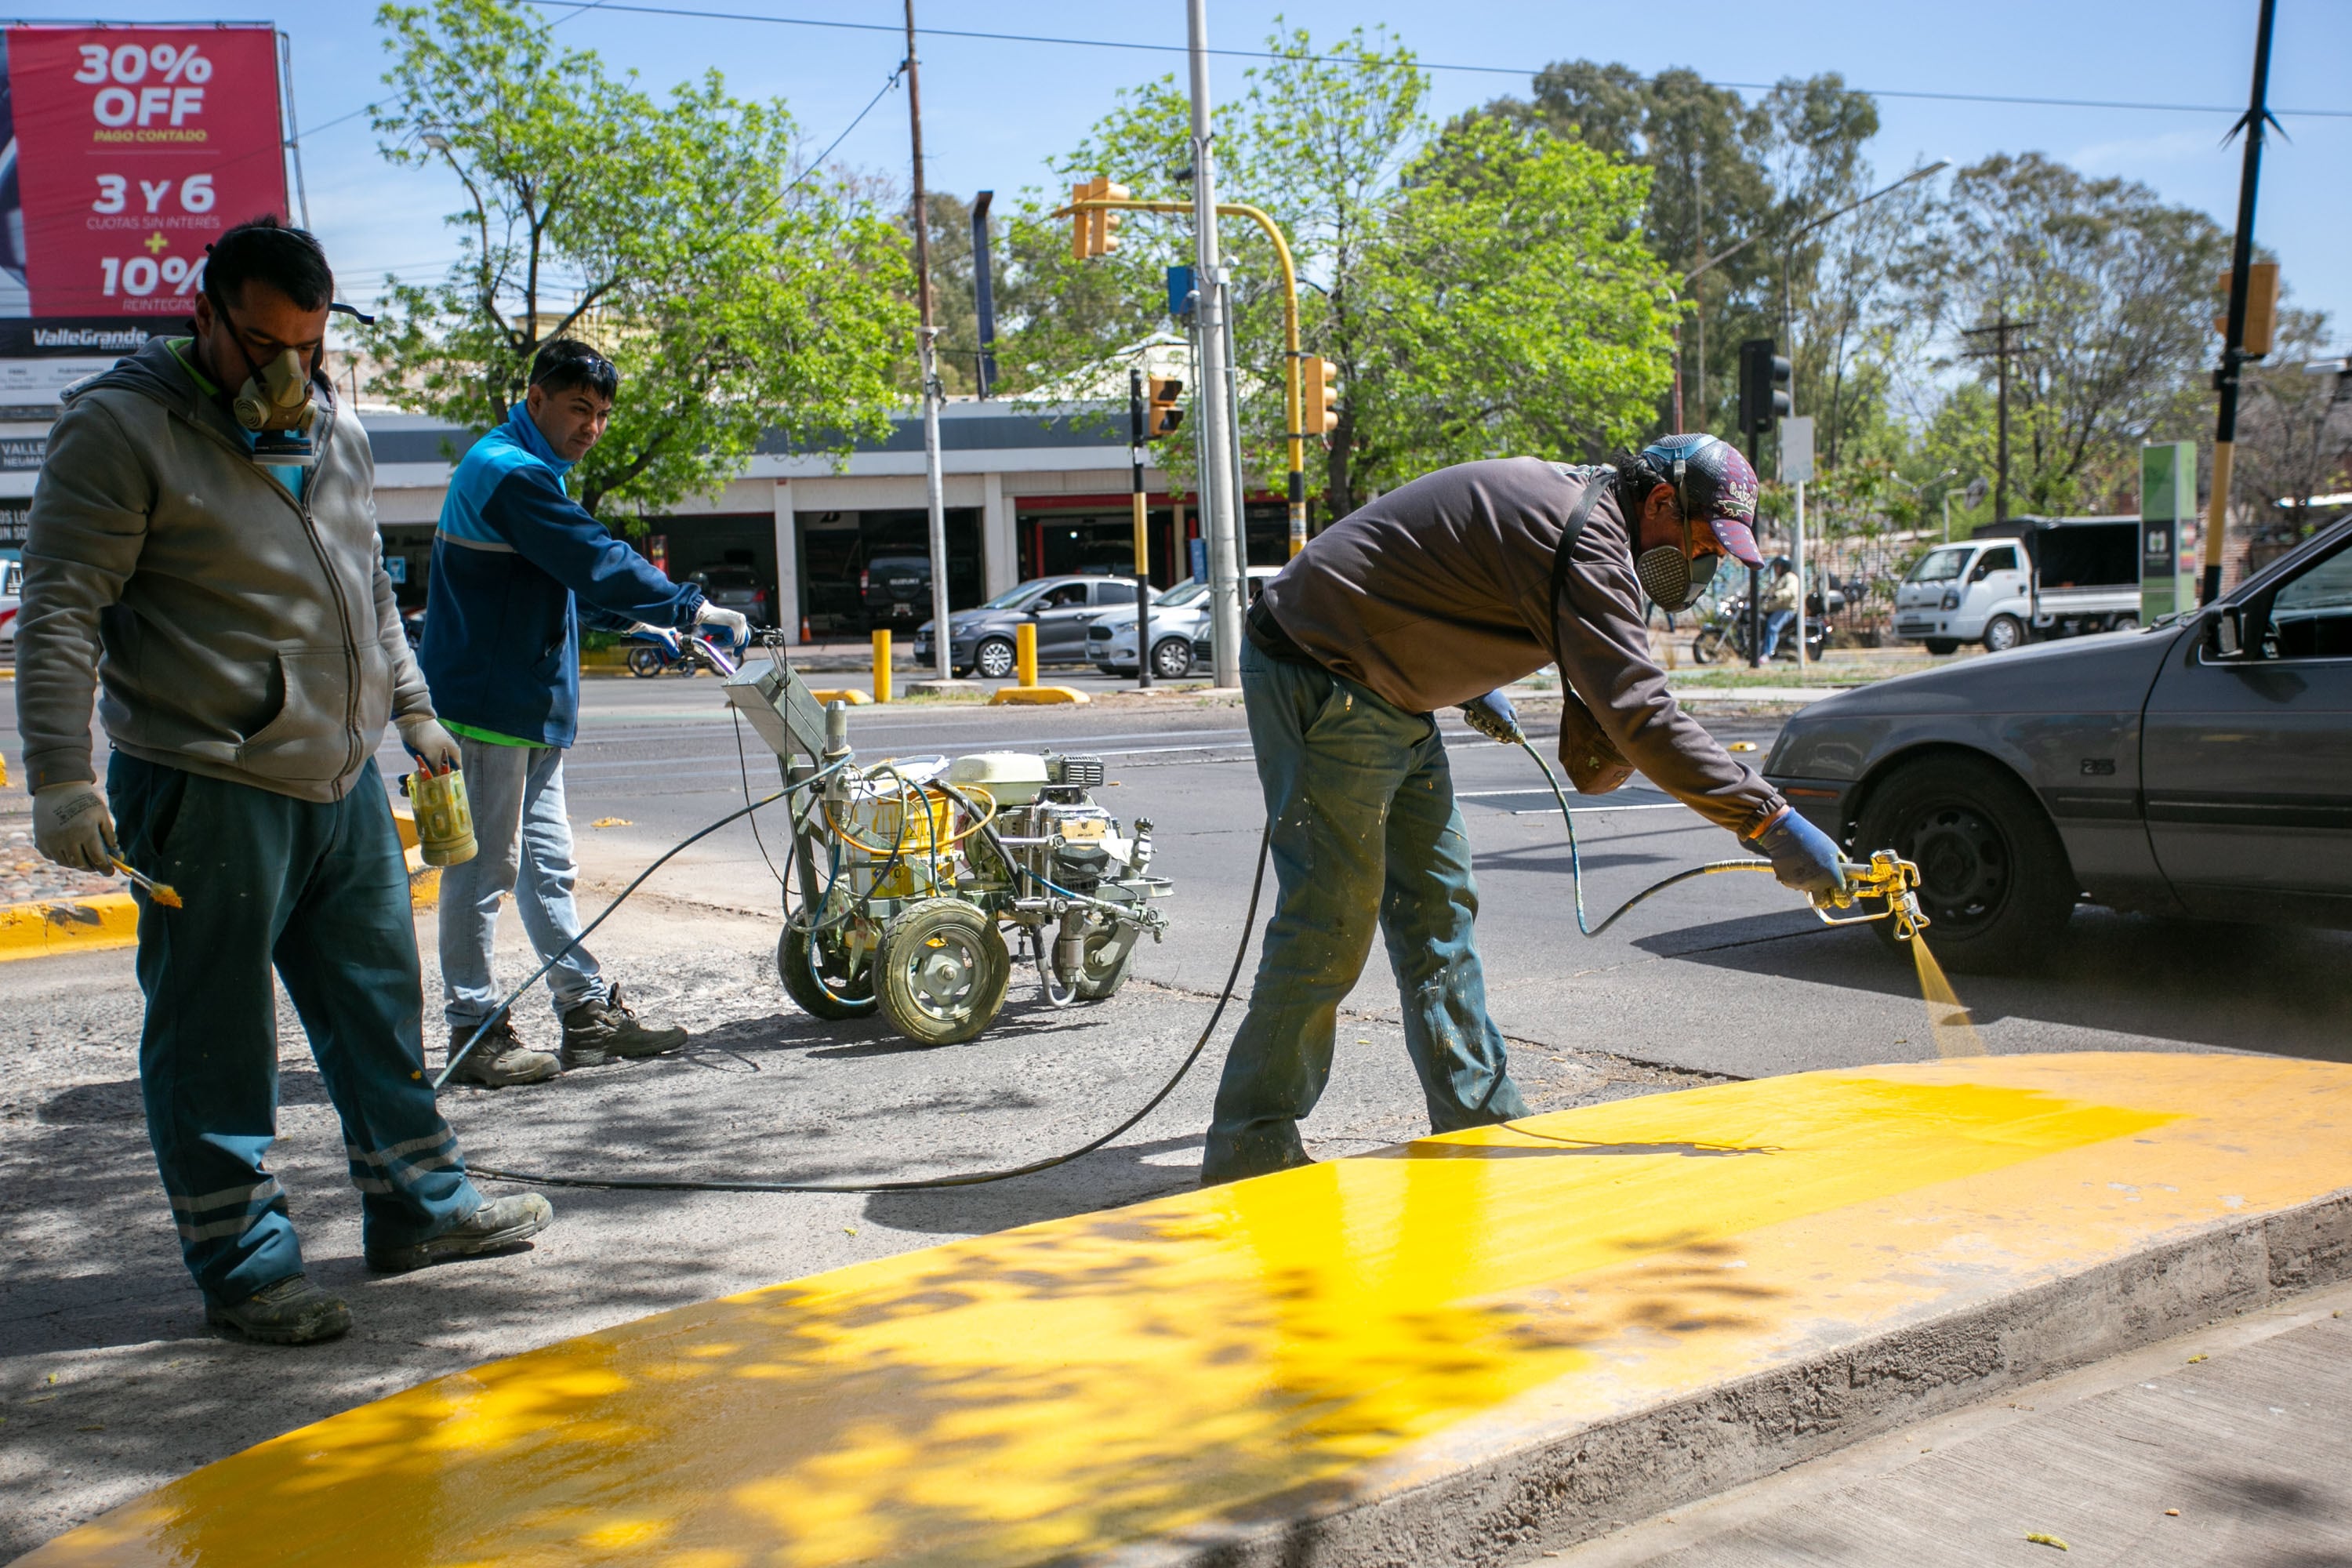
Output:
top-left (34, 782), bottom-right (118, 873)
top-left (397, 715), bottom-right (463, 773)
top-left (695, 604), bottom-right (750, 643)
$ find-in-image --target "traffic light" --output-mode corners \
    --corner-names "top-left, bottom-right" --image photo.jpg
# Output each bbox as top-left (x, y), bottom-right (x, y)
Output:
top-left (1146, 376), bottom-right (1185, 440)
top-left (1302, 355), bottom-right (1340, 436)
top-left (2213, 262), bottom-right (2280, 358)
top-left (1737, 338), bottom-right (1791, 437)
top-left (1069, 176), bottom-right (1130, 260)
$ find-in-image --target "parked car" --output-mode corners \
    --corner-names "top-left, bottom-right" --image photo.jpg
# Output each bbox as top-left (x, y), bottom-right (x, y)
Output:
top-left (691, 564), bottom-right (771, 628)
top-left (914, 575), bottom-right (1154, 678)
top-left (0, 557), bottom-right (20, 654)
top-left (861, 554), bottom-right (935, 630)
top-left (1088, 567), bottom-right (1281, 677)
top-left (1892, 517), bottom-right (2141, 655)
top-left (1766, 512), bottom-right (2352, 972)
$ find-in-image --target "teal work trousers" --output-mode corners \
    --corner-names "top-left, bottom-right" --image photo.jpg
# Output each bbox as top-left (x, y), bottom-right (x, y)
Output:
top-left (1202, 641), bottom-right (1529, 1184)
top-left (108, 753), bottom-right (481, 1306)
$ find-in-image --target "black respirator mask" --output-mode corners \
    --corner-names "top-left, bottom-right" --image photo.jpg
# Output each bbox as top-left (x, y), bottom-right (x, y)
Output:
top-left (1630, 454), bottom-right (1719, 611)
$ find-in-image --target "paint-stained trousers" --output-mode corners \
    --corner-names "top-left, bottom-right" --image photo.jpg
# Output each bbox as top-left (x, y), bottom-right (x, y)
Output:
top-left (108, 753), bottom-right (481, 1307)
top-left (1202, 641), bottom-right (1529, 1185)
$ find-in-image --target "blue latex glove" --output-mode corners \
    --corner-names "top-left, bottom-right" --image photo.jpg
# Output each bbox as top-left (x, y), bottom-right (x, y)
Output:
top-left (1459, 689), bottom-right (1523, 745)
top-left (1745, 808), bottom-right (1847, 899)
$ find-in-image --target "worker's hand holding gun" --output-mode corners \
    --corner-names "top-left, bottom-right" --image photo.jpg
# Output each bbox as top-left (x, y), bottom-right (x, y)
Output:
top-left (1744, 808), bottom-right (1847, 899)
top-left (1458, 689), bottom-right (1523, 745)
top-left (33, 782), bottom-right (118, 873)
top-left (696, 604), bottom-right (751, 646)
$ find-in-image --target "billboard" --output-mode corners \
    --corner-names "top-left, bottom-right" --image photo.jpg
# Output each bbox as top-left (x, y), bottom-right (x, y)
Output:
top-left (0, 24), bottom-right (288, 420)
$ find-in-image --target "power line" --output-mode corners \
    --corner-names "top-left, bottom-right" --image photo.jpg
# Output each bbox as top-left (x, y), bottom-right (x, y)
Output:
top-left (519, 0), bottom-right (2352, 121)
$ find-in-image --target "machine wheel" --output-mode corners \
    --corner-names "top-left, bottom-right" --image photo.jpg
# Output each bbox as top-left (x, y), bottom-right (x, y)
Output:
top-left (1069, 925), bottom-right (1139, 1002)
top-left (1922, 638), bottom-right (1960, 656)
top-left (1690, 626), bottom-right (1728, 664)
top-left (1982, 615), bottom-right (2024, 653)
top-left (1853, 753), bottom-right (2075, 973)
top-left (974, 637), bottom-right (1017, 679)
top-left (876, 899), bottom-right (1010, 1046)
top-left (626, 646), bottom-right (666, 678)
top-left (1149, 637), bottom-right (1193, 679)
top-left (778, 920), bottom-right (876, 1019)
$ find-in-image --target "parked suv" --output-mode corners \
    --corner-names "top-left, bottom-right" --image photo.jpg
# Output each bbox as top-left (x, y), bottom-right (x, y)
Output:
top-left (914, 575), bottom-right (1153, 678)
top-left (861, 554), bottom-right (935, 630)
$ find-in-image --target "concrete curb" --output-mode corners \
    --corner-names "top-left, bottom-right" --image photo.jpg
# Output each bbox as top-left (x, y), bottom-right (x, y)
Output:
top-left (1160, 1192), bottom-right (2352, 1566)
top-left (0, 891), bottom-right (139, 961)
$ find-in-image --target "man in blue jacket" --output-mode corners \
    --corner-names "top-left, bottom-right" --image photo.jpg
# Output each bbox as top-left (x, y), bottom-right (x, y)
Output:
top-left (422, 339), bottom-right (749, 1087)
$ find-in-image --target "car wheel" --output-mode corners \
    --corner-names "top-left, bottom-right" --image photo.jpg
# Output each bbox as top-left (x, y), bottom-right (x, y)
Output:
top-left (1922, 638), bottom-right (1959, 656)
top-left (1853, 753), bottom-right (2075, 973)
top-left (973, 637), bottom-right (1016, 679)
top-left (1982, 615), bottom-right (2024, 653)
top-left (1149, 637), bottom-right (1193, 679)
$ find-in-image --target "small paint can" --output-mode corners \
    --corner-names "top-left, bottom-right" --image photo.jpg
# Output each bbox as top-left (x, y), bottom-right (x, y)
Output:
top-left (408, 767), bottom-right (478, 867)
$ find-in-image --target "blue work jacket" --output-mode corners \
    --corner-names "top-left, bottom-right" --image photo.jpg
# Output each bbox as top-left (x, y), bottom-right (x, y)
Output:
top-left (420, 405), bottom-right (703, 747)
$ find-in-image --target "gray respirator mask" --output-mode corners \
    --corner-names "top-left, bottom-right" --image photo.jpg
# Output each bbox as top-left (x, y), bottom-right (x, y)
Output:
top-left (1629, 454), bottom-right (1719, 611)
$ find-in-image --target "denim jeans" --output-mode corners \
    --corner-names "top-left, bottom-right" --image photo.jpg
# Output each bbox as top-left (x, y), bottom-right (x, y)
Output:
top-left (437, 739), bottom-right (606, 1032)
top-left (108, 753), bottom-right (480, 1305)
top-left (1760, 607), bottom-right (1798, 659)
top-left (1202, 641), bottom-right (1530, 1183)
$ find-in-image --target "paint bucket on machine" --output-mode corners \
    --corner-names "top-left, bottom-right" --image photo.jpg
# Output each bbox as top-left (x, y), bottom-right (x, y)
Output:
top-left (408, 765), bottom-right (479, 867)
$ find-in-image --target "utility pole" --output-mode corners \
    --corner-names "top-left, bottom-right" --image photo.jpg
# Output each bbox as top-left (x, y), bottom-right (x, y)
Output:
top-left (1962, 316), bottom-right (2036, 521)
top-left (904, 0), bottom-right (951, 681)
top-left (1128, 367), bottom-right (1153, 689)
top-left (2205, 0), bottom-right (2279, 605)
top-left (1185, 0), bottom-right (1242, 686)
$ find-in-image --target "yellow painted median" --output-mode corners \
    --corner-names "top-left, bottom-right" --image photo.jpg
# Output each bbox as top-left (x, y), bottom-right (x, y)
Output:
top-left (0, 893), bottom-right (139, 961)
top-left (986, 684), bottom-right (1089, 706)
top-left (27, 1052), bottom-right (2352, 1566)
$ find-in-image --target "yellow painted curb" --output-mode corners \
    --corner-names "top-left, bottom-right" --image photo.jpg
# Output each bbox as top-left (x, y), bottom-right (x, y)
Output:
top-left (805, 688), bottom-right (872, 706)
top-left (34, 1051), bottom-right (2352, 1566)
top-left (0, 892), bottom-right (140, 962)
top-left (986, 684), bottom-right (1091, 706)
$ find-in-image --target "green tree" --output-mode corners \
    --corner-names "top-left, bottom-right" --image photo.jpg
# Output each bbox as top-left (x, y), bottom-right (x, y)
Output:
top-left (361, 0), bottom-right (913, 518)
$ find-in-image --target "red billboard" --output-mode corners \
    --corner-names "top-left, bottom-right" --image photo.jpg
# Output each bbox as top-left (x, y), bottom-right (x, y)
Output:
top-left (2, 24), bottom-right (287, 330)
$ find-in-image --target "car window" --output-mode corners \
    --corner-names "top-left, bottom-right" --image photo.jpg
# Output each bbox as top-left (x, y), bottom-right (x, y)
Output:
top-left (1157, 580), bottom-right (1208, 607)
top-left (1044, 583), bottom-right (1089, 608)
top-left (1970, 546), bottom-right (2019, 581)
top-left (982, 583), bottom-right (1035, 609)
top-left (1906, 546), bottom-right (1971, 583)
top-left (2266, 546), bottom-right (2352, 660)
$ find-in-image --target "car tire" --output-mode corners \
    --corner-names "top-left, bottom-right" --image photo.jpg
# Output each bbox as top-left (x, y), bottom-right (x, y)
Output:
top-left (1853, 753), bottom-right (2075, 974)
top-left (974, 637), bottom-right (1016, 680)
top-left (2111, 615), bottom-right (2138, 633)
top-left (1149, 637), bottom-right (1192, 679)
top-left (1922, 638), bottom-right (1959, 656)
top-left (1982, 615), bottom-right (2024, 653)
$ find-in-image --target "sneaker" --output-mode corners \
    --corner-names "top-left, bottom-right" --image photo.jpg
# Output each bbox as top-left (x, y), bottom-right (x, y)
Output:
top-left (365, 1192), bottom-right (554, 1274)
top-left (447, 1015), bottom-right (559, 1088)
top-left (560, 981), bottom-right (688, 1069)
top-left (205, 1274), bottom-right (352, 1345)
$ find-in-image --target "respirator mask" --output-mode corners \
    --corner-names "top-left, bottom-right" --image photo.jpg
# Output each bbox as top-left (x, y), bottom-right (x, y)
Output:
top-left (229, 343), bottom-right (321, 466)
top-left (1630, 453), bottom-right (1719, 611)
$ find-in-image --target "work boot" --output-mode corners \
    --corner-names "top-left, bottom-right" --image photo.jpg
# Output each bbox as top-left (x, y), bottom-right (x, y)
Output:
top-left (559, 982), bottom-right (688, 1069)
top-left (205, 1274), bottom-right (352, 1345)
top-left (446, 1015), bottom-right (559, 1088)
top-left (366, 1193), bottom-right (555, 1275)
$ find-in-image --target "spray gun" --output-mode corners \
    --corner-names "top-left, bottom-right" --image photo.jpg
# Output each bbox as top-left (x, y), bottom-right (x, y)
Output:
top-left (1810, 849), bottom-right (1929, 942)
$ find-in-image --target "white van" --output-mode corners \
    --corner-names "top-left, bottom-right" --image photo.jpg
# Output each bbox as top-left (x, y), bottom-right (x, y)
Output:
top-left (1892, 517), bottom-right (2141, 654)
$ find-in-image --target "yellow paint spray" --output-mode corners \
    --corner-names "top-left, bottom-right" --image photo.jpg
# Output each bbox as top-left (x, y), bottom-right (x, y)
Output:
top-left (1910, 935), bottom-right (1986, 1058)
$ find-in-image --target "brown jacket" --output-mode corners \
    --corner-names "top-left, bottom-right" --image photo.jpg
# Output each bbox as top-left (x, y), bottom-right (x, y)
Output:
top-left (1258, 456), bottom-right (1785, 837)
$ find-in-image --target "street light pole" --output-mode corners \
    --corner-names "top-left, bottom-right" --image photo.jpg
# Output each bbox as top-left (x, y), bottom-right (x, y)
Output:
top-left (2204, 0), bottom-right (2279, 605)
top-left (1185, 0), bottom-right (1242, 688)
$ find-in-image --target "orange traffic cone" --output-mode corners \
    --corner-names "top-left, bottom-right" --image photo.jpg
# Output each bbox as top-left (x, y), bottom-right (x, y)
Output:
top-left (800, 616), bottom-right (812, 643)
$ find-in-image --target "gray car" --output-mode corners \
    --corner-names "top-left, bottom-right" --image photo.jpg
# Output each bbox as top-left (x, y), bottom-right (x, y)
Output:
top-left (914, 575), bottom-right (1152, 678)
top-left (1765, 514), bottom-right (2352, 972)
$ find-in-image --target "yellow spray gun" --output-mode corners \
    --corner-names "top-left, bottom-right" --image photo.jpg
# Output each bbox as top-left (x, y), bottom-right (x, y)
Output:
top-left (1811, 849), bottom-right (1929, 941)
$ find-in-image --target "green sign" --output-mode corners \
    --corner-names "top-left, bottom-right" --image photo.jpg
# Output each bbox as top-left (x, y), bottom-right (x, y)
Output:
top-left (2140, 442), bottom-right (2194, 622)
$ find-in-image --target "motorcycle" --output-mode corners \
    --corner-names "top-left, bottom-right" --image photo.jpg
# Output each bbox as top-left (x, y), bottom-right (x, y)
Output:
top-left (625, 623), bottom-right (748, 679)
top-left (1690, 595), bottom-right (1826, 666)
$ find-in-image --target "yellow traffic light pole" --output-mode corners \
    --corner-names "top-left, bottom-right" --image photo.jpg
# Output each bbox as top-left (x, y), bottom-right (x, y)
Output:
top-left (1058, 194), bottom-right (1311, 556)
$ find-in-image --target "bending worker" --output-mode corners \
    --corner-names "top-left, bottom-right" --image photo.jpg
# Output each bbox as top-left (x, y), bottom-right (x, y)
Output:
top-left (1205, 436), bottom-right (1846, 1185)
top-left (422, 339), bottom-right (747, 1087)
top-left (16, 218), bottom-right (550, 1344)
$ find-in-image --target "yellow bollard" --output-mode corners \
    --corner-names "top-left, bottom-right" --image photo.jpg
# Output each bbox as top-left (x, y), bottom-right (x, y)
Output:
top-left (872, 627), bottom-right (892, 704)
top-left (1014, 621), bottom-right (1038, 688)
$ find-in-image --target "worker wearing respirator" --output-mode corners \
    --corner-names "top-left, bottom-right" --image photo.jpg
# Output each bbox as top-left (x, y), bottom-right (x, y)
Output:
top-left (13, 217), bottom-right (550, 1345)
top-left (1203, 436), bottom-right (1845, 1185)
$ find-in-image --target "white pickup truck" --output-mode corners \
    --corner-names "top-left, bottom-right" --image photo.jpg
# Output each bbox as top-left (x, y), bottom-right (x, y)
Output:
top-left (1891, 515), bottom-right (2142, 654)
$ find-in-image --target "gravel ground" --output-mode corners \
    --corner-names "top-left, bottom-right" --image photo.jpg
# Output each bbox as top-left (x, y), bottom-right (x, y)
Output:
top-left (0, 887), bottom-right (1715, 1561)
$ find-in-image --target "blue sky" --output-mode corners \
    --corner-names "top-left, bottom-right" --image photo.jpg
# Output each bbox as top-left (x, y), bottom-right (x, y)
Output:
top-left (20, 2), bottom-right (2352, 350)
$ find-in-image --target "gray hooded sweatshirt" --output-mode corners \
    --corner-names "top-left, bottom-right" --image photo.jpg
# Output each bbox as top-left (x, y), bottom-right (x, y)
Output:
top-left (16, 336), bottom-right (431, 803)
